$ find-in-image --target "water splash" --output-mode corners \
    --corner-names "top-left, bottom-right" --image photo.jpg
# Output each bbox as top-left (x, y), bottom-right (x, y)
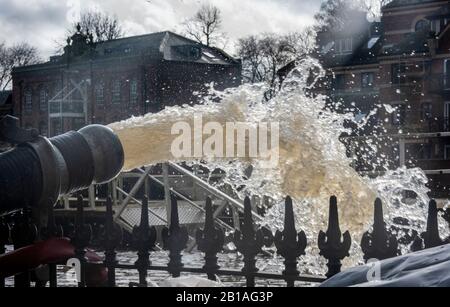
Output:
top-left (109, 58), bottom-right (448, 270)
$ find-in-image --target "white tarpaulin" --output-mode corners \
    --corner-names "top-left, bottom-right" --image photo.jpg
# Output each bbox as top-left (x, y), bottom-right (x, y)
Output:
top-left (320, 244), bottom-right (450, 287)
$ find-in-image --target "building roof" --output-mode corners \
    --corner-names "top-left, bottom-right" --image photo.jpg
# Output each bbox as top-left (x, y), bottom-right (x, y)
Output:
top-left (0, 91), bottom-right (12, 106)
top-left (14, 31), bottom-right (239, 74)
top-left (317, 21), bottom-right (383, 68)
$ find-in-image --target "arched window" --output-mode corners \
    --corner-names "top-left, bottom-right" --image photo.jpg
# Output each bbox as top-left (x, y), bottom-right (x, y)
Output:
top-left (392, 104), bottom-right (406, 126)
top-left (421, 103), bottom-right (432, 120)
top-left (415, 19), bottom-right (430, 32)
top-left (95, 82), bottom-right (104, 105)
top-left (23, 87), bottom-right (33, 113)
top-left (112, 80), bottom-right (121, 104)
top-left (39, 86), bottom-right (48, 113)
top-left (130, 80), bottom-right (138, 104)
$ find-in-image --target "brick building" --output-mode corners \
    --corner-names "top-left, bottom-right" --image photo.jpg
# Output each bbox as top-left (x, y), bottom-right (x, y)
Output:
top-left (11, 27), bottom-right (241, 137)
top-left (316, 0), bottom-right (450, 197)
top-left (0, 90), bottom-right (13, 151)
top-left (0, 90), bottom-right (12, 117)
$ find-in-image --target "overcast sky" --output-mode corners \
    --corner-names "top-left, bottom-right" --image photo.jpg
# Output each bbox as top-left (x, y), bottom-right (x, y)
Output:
top-left (0, 0), bottom-right (323, 59)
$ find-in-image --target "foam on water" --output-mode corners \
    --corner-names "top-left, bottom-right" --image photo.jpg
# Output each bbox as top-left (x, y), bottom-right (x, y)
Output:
top-left (109, 58), bottom-right (448, 270)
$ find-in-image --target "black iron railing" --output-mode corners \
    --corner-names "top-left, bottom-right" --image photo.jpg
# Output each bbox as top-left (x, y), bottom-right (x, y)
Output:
top-left (0, 193), bottom-right (449, 287)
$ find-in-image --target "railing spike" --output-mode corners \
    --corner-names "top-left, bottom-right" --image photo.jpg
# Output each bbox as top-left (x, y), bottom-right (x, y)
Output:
top-left (234, 196), bottom-right (273, 287)
top-left (196, 197), bottom-right (224, 281)
top-left (132, 196), bottom-right (156, 287)
top-left (162, 195), bottom-right (189, 278)
top-left (413, 200), bottom-right (447, 251)
top-left (204, 197), bottom-right (215, 233)
top-left (274, 196), bottom-right (307, 287)
top-left (284, 196), bottom-right (296, 241)
top-left (361, 198), bottom-right (398, 262)
top-left (0, 217), bottom-right (9, 288)
top-left (318, 196), bottom-right (351, 279)
top-left (72, 194), bottom-right (91, 287)
top-left (242, 197), bottom-right (255, 238)
top-left (170, 195), bottom-right (181, 229)
top-left (104, 197), bottom-right (122, 287)
top-left (425, 200), bottom-right (440, 248)
top-left (373, 198), bottom-right (384, 231)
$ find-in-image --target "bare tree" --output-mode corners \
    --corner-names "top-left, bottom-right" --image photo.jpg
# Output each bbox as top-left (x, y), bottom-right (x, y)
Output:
top-left (183, 5), bottom-right (226, 47)
top-left (315, 0), bottom-right (393, 31)
top-left (0, 42), bottom-right (40, 91)
top-left (236, 36), bottom-right (264, 84)
top-left (236, 29), bottom-right (316, 87)
top-left (68, 11), bottom-right (124, 43)
top-left (314, 0), bottom-right (359, 32)
top-left (361, 0), bottom-right (393, 20)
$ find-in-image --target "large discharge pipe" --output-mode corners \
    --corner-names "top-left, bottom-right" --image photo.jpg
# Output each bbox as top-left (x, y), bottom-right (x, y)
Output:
top-left (0, 116), bottom-right (124, 215)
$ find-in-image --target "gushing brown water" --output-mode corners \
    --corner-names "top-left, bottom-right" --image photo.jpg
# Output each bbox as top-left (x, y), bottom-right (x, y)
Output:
top-left (109, 60), bottom-right (447, 271)
top-left (109, 60), bottom-right (377, 239)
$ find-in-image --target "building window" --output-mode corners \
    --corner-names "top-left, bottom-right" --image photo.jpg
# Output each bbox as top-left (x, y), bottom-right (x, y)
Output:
top-left (73, 118), bottom-right (85, 130)
top-left (344, 38), bottom-right (352, 52)
top-left (392, 104), bottom-right (406, 126)
top-left (51, 119), bottom-right (62, 136)
top-left (39, 121), bottom-right (48, 137)
top-left (421, 103), bottom-right (432, 120)
top-left (415, 19), bottom-right (430, 32)
top-left (419, 144), bottom-right (432, 160)
top-left (39, 86), bottom-right (48, 113)
top-left (130, 80), bottom-right (138, 104)
top-left (445, 145), bottom-right (450, 160)
top-left (23, 87), bottom-right (33, 113)
top-left (392, 63), bottom-right (406, 84)
top-left (361, 72), bottom-right (374, 88)
top-left (431, 19), bottom-right (441, 34)
top-left (95, 83), bottom-right (104, 105)
top-left (112, 80), bottom-right (121, 104)
top-left (444, 59), bottom-right (450, 89)
top-left (334, 38), bottom-right (352, 54)
top-left (332, 74), bottom-right (346, 90)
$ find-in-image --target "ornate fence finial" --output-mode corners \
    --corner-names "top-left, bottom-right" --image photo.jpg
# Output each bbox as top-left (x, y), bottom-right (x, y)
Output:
top-left (11, 207), bottom-right (37, 287)
top-left (132, 196), bottom-right (156, 287)
top-left (0, 217), bottom-right (9, 288)
top-left (72, 194), bottom-right (92, 287)
top-left (162, 196), bottom-right (189, 278)
top-left (274, 196), bottom-right (307, 287)
top-left (234, 196), bottom-right (273, 287)
top-left (103, 197), bottom-right (123, 287)
top-left (0, 217), bottom-right (9, 253)
top-left (40, 198), bottom-right (62, 288)
top-left (361, 198), bottom-right (398, 262)
top-left (41, 198), bottom-right (63, 240)
top-left (318, 196), bottom-right (351, 279)
top-left (412, 200), bottom-right (447, 251)
top-left (196, 197), bottom-right (225, 280)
